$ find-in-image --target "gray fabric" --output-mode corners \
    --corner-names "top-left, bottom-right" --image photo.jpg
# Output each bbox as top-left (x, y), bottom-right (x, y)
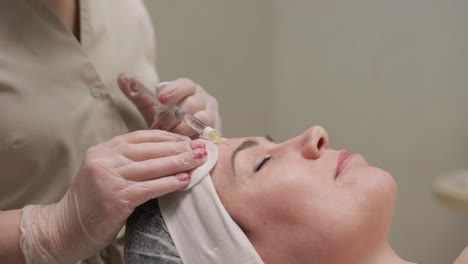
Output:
top-left (125, 199), bottom-right (182, 264)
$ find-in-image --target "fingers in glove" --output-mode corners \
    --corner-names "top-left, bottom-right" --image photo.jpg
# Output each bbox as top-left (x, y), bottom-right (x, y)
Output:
top-left (117, 73), bottom-right (155, 126)
top-left (121, 140), bottom-right (206, 161)
top-left (170, 110), bottom-right (215, 137)
top-left (151, 113), bottom-right (181, 131)
top-left (170, 89), bottom-right (217, 135)
top-left (177, 86), bottom-right (208, 111)
top-left (152, 86), bottom-right (207, 132)
top-left (119, 148), bottom-right (208, 181)
top-left (129, 172), bottom-right (191, 206)
top-left (116, 130), bottom-right (190, 145)
top-left (157, 78), bottom-right (197, 106)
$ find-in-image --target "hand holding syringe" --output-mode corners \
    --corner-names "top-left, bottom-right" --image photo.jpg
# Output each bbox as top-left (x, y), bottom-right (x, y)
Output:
top-left (117, 74), bottom-right (222, 142)
top-left (152, 81), bottom-right (222, 144)
top-left (173, 107), bottom-right (222, 144)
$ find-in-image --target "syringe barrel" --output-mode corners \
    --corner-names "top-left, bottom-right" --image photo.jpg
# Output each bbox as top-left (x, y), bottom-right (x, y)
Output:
top-left (174, 108), bottom-right (206, 134)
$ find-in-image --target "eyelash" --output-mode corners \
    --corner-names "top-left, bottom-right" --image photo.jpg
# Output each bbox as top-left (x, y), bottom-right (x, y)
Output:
top-left (254, 156), bottom-right (272, 172)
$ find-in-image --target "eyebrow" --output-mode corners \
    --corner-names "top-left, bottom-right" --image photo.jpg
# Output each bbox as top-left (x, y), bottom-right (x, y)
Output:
top-left (230, 135), bottom-right (274, 175)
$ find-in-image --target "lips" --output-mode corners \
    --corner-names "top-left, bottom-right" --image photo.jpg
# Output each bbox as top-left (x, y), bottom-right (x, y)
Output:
top-left (336, 150), bottom-right (350, 178)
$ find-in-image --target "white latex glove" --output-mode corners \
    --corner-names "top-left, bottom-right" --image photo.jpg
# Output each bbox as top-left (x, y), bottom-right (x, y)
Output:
top-left (19, 130), bottom-right (208, 264)
top-left (117, 74), bottom-right (222, 138)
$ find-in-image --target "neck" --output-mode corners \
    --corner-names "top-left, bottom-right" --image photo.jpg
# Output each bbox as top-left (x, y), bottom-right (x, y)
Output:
top-left (38, 0), bottom-right (80, 40)
top-left (252, 231), bottom-right (416, 264)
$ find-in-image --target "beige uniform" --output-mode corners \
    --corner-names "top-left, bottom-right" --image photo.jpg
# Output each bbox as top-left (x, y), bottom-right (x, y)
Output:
top-left (0, 0), bottom-right (159, 262)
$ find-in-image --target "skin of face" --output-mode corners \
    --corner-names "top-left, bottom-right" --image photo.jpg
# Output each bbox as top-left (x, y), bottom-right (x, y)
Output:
top-left (209, 126), bottom-right (398, 264)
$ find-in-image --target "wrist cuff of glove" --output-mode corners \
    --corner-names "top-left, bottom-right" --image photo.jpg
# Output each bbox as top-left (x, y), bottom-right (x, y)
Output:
top-left (20, 204), bottom-right (80, 264)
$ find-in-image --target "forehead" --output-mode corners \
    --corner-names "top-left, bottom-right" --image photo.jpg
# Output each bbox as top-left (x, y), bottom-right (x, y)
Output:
top-left (215, 137), bottom-right (254, 169)
top-left (212, 137), bottom-right (265, 180)
top-left (216, 136), bottom-right (275, 163)
top-left (219, 137), bottom-right (251, 149)
top-left (215, 137), bottom-right (248, 153)
top-left (218, 136), bottom-right (273, 150)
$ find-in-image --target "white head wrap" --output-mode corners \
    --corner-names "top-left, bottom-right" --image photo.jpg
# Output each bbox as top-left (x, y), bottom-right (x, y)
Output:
top-left (159, 140), bottom-right (264, 264)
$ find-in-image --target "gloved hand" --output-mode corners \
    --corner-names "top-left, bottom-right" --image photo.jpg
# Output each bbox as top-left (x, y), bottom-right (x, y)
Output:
top-left (19, 130), bottom-right (207, 264)
top-left (117, 74), bottom-right (222, 138)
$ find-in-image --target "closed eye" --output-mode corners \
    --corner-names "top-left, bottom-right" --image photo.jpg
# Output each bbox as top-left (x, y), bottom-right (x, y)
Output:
top-left (254, 156), bottom-right (271, 172)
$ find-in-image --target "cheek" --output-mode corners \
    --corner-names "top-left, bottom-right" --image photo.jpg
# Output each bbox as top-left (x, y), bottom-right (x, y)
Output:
top-left (297, 167), bottom-right (397, 235)
top-left (243, 166), bottom-right (326, 223)
top-left (294, 168), bottom-right (397, 258)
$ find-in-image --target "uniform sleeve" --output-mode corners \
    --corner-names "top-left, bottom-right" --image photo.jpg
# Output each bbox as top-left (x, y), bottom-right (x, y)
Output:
top-left (125, 200), bottom-right (182, 264)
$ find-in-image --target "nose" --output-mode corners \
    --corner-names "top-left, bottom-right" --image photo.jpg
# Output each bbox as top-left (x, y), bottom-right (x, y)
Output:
top-left (301, 126), bottom-right (329, 159)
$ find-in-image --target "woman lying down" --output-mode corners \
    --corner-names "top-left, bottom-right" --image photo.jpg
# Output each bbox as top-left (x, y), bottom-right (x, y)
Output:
top-left (124, 126), bottom-right (468, 264)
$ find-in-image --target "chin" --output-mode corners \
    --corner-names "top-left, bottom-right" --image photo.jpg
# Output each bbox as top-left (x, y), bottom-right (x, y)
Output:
top-left (364, 166), bottom-right (398, 225)
top-left (370, 166), bottom-right (397, 195)
top-left (350, 167), bottom-right (397, 251)
top-left (346, 166), bottom-right (398, 220)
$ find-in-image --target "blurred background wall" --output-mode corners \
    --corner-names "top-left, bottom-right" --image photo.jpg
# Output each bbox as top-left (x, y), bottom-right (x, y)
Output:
top-left (144, 1), bottom-right (468, 263)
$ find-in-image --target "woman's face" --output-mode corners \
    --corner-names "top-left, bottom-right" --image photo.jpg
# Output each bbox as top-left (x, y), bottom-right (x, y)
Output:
top-left (210, 126), bottom-right (397, 262)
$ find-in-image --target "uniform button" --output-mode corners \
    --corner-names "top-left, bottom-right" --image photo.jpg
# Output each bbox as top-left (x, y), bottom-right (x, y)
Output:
top-left (90, 87), bottom-right (101, 98)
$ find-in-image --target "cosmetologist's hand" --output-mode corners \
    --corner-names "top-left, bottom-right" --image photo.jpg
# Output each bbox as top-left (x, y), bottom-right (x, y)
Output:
top-left (117, 74), bottom-right (222, 138)
top-left (20, 130), bottom-right (207, 264)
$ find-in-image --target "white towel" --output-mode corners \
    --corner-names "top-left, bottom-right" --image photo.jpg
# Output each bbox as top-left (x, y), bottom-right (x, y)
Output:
top-left (159, 140), bottom-right (264, 264)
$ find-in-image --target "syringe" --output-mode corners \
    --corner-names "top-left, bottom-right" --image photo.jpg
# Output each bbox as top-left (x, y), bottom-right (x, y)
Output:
top-left (174, 108), bottom-right (222, 144)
